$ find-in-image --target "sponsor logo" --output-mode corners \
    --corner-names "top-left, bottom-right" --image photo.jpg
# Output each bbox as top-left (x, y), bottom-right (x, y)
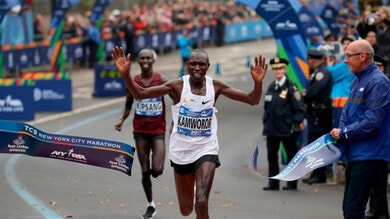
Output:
top-left (276, 20), bottom-right (298, 30)
top-left (104, 80), bottom-right (123, 90)
top-left (50, 149), bottom-right (87, 163)
top-left (323, 9), bottom-right (334, 18)
top-left (0, 95), bottom-right (24, 112)
top-left (33, 88), bottom-right (66, 101)
top-left (8, 136), bottom-right (29, 153)
top-left (307, 26), bottom-right (321, 34)
top-left (74, 45), bottom-right (84, 58)
top-left (299, 13), bottom-right (311, 23)
top-left (305, 155), bottom-right (324, 169)
top-left (202, 100), bottom-right (210, 104)
top-left (33, 50), bottom-right (41, 65)
top-left (109, 155), bottom-right (130, 172)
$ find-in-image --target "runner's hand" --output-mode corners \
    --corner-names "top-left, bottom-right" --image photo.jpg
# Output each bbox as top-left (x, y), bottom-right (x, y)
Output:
top-left (111, 46), bottom-right (132, 76)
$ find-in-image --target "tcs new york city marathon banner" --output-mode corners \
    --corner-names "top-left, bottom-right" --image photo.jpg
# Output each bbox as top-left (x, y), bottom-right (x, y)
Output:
top-left (271, 134), bottom-right (342, 181)
top-left (252, 134), bottom-right (343, 181)
top-left (0, 119), bottom-right (135, 175)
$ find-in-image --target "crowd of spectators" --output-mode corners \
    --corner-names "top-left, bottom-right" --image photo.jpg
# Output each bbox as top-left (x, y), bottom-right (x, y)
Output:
top-left (33, 0), bottom-right (258, 42)
top-left (23, 1), bottom-right (390, 75)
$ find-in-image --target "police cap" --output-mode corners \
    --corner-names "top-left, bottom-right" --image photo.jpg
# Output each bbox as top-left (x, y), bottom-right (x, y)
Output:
top-left (374, 55), bottom-right (387, 68)
top-left (307, 49), bottom-right (325, 59)
top-left (269, 57), bottom-right (289, 69)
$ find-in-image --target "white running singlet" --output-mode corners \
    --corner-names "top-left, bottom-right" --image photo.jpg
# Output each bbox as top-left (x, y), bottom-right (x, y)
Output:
top-left (169, 75), bottom-right (219, 164)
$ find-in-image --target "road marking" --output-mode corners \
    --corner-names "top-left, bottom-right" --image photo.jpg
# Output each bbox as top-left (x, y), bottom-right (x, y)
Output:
top-left (30, 97), bottom-right (125, 125)
top-left (5, 155), bottom-right (63, 219)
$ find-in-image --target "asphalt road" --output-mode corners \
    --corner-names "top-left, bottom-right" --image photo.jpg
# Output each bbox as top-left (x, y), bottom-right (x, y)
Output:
top-left (0, 39), bottom-right (346, 219)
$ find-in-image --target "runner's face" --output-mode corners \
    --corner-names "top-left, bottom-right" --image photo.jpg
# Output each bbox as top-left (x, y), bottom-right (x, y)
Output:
top-left (137, 51), bottom-right (154, 72)
top-left (187, 53), bottom-right (210, 82)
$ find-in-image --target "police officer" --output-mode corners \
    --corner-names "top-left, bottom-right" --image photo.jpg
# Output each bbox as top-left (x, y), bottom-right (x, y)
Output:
top-left (375, 55), bottom-right (388, 77)
top-left (262, 57), bottom-right (306, 191)
top-left (302, 49), bottom-right (333, 184)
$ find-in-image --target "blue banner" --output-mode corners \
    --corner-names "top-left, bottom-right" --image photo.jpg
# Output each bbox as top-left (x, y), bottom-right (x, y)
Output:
top-left (33, 80), bottom-right (72, 111)
top-left (49, 0), bottom-right (80, 72)
top-left (320, 4), bottom-right (340, 37)
top-left (308, 0), bottom-right (326, 16)
top-left (90, 0), bottom-right (113, 22)
top-left (19, 72), bottom-right (72, 112)
top-left (225, 19), bottom-right (272, 43)
top-left (0, 0), bottom-right (9, 23)
top-left (1, 13), bottom-right (25, 45)
top-left (0, 119), bottom-right (135, 175)
top-left (252, 142), bottom-right (260, 172)
top-left (4, 0), bottom-right (19, 9)
top-left (50, 0), bottom-right (80, 29)
top-left (236, 0), bottom-right (309, 91)
top-left (0, 86), bottom-right (34, 121)
top-left (290, 1), bottom-right (324, 44)
top-left (270, 134), bottom-right (342, 181)
top-left (93, 63), bottom-right (126, 97)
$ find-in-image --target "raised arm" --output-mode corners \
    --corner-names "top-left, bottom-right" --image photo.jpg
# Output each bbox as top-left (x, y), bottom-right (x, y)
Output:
top-left (216, 54), bottom-right (267, 105)
top-left (111, 46), bottom-right (173, 99)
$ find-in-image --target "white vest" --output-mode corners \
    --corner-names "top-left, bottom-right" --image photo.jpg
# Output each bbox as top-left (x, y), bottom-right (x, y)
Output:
top-left (169, 75), bottom-right (219, 164)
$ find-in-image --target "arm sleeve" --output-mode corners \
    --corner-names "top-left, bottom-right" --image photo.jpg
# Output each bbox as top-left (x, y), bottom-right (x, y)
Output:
top-left (340, 80), bottom-right (389, 142)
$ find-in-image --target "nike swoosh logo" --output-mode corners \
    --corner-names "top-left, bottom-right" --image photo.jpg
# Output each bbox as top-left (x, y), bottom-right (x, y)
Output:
top-left (202, 100), bottom-right (210, 104)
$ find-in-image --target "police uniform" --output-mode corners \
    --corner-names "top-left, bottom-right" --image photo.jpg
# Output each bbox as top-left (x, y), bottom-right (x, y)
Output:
top-left (262, 57), bottom-right (306, 190)
top-left (303, 49), bottom-right (333, 184)
top-left (375, 55), bottom-right (388, 78)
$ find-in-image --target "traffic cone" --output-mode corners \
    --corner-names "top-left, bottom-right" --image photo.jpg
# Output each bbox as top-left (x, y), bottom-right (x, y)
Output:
top-left (215, 61), bottom-right (221, 76)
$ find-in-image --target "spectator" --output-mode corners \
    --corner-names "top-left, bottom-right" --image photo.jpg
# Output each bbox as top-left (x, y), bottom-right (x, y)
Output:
top-left (375, 6), bottom-right (390, 77)
top-left (214, 10), bottom-right (226, 47)
top-left (85, 20), bottom-right (101, 68)
top-left (33, 13), bottom-right (45, 42)
top-left (364, 54), bottom-right (389, 219)
top-left (120, 15), bottom-right (136, 61)
top-left (325, 33), bottom-right (337, 45)
top-left (262, 57), bottom-right (306, 191)
top-left (330, 39), bottom-right (390, 219)
top-left (177, 28), bottom-right (195, 77)
top-left (1, 5), bottom-right (25, 45)
top-left (310, 35), bottom-right (326, 48)
top-left (63, 15), bottom-right (76, 39)
top-left (365, 30), bottom-right (377, 52)
top-left (341, 36), bottom-right (355, 53)
top-left (356, 5), bottom-right (376, 39)
top-left (302, 49), bottom-right (333, 185)
top-left (133, 16), bottom-right (147, 33)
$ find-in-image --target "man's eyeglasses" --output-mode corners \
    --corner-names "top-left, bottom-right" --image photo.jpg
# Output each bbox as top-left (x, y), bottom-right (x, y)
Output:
top-left (345, 52), bottom-right (363, 59)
